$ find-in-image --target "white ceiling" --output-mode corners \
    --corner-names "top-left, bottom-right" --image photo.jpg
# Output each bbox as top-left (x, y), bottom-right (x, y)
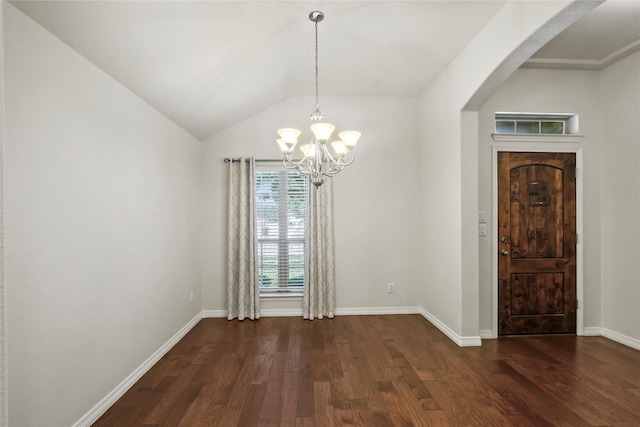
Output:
top-left (9, 1), bottom-right (640, 140)
top-left (526, 0), bottom-right (640, 69)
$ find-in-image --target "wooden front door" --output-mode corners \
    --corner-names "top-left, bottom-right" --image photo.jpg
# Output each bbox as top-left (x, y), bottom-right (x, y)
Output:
top-left (498, 152), bottom-right (577, 335)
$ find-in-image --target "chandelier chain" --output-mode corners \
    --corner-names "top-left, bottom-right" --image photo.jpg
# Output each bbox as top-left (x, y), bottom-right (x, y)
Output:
top-left (314, 18), bottom-right (319, 112)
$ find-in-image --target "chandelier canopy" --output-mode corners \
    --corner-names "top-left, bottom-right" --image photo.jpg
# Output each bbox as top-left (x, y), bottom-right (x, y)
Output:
top-left (276, 11), bottom-right (361, 188)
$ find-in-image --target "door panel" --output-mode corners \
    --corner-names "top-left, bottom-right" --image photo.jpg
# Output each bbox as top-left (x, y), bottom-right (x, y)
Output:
top-left (498, 152), bottom-right (576, 335)
top-left (510, 165), bottom-right (564, 259)
top-left (510, 273), bottom-right (564, 315)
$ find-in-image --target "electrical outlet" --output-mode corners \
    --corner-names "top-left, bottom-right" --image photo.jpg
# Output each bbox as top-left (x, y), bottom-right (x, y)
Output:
top-left (387, 283), bottom-right (395, 293)
top-left (189, 291), bottom-right (194, 304)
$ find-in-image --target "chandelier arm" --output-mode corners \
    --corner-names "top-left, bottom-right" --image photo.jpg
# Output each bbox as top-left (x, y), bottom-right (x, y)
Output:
top-left (320, 161), bottom-right (345, 177)
top-left (282, 159), bottom-right (299, 170)
top-left (283, 152), bottom-right (310, 170)
top-left (282, 150), bottom-right (318, 179)
top-left (331, 154), bottom-right (355, 167)
top-left (317, 146), bottom-right (347, 177)
top-left (292, 161), bottom-right (312, 178)
top-left (319, 144), bottom-right (355, 168)
top-left (335, 154), bottom-right (356, 167)
top-left (323, 169), bottom-right (342, 177)
top-left (324, 165), bottom-right (343, 176)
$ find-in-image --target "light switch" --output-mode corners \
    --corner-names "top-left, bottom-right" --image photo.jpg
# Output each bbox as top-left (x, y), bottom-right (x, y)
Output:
top-left (478, 211), bottom-right (487, 223)
top-left (479, 223), bottom-right (487, 236)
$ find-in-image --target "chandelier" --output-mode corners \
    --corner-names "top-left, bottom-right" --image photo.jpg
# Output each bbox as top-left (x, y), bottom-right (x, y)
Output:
top-left (276, 11), bottom-right (361, 188)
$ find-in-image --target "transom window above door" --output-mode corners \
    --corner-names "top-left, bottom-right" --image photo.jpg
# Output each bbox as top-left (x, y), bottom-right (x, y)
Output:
top-left (495, 112), bottom-right (578, 135)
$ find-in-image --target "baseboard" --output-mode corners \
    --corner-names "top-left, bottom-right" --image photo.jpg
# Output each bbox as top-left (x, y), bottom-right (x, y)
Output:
top-left (581, 326), bottom-right (640, 350)
top-left (582, 326), bottom-right (602, 336)
top-left (479, 329), bottom-right (494, 339)
top-left (601, 328), bottom-right (640, 351)
top-left (204, 306), bottom-right (424, 318)
top-left (201, 309), bottom-right (227, 318)
top-left (416, 307), bottom-right (482, 347)
top-left (335, 306), bottom-right (422, 316)
top-left (202, 306), bottom-right (481, 347)
top-left (72, 312), bottom-right (203, 427)
top-left (261, 308), bottom-right (303, 317)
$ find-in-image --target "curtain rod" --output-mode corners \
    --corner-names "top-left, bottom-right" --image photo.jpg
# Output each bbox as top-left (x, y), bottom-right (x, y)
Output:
top-left (223, 158), bottom-right (284, 163)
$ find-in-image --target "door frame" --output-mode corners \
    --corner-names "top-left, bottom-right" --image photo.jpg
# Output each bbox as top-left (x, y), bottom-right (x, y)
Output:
top-left (491, 140), bottom-right (583, 338)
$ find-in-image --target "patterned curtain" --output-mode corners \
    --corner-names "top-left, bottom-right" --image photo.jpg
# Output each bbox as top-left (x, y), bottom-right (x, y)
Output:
top-left (226, 157), bottom-right (259, 320)
top-left (303, 177), bottom-right (335, 319)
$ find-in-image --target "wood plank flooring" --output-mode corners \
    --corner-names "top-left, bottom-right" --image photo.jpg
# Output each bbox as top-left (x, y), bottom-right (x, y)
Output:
top-left (92, 315), bottom-right (640, 426)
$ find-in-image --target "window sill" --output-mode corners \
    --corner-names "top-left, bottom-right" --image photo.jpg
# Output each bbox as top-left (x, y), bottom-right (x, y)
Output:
top-left (492, 133), bottom-right (584, 143)
top-left (260, 292), bottom-right (303, 301)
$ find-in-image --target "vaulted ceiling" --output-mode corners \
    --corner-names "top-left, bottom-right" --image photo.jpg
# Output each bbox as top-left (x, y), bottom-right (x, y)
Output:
top-left (9, 1), bottom-right (640, 140)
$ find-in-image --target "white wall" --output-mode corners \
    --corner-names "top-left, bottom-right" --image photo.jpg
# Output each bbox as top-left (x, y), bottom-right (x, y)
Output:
top-left (417, 0), bottom-right (595, 341)
top-left (477, 68), bottom-right (602, 332)
top-left (600, 50), bottom-right (640, 342)
top-left (4, 5), bottom-right (202, 426)
top-left (0, 2), bottom-right (7, 426)
top-left (475, 53), bottom-right (640, 345)
top-left (476, 53), bottom-right (640, 345)
top-left (202, 96), bottom-right (421, 313)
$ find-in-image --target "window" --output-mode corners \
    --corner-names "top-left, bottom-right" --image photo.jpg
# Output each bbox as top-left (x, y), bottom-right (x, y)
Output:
top-left (495, 113), bottom-right (577, 135)
top-left (255, 169), bottom-right (307, 295)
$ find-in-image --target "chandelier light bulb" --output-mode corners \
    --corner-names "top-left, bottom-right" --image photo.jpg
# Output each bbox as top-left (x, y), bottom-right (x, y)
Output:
top-left (300, 143), bottom-right (317, 158)
top-left (339, 131), bottom-right (361, 149)
top-left (278, 128), bottom-right (301, 143)
top-left (310, 123), bottom-right (335, 142)
top-left (276, 139), bottom-right (290, 153)
top-left (331, 140), bottom-right (348, 157)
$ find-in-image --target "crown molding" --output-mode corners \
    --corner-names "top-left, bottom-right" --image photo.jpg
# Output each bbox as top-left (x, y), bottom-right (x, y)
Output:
top-left (523, 39), bottom-right (640, 70)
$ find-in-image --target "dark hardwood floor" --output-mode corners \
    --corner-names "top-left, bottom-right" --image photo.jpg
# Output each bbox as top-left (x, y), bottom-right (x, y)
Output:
top-left (93, 315), bottom-right (640, 426)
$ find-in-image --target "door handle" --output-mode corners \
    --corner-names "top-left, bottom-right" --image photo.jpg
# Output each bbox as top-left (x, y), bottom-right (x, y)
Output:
top-left (500, 249), bottom-right (509, 256)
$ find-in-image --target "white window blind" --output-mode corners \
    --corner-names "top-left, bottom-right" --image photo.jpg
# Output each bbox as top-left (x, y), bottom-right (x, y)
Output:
top-left (255, 170), bottom-right (307, 293)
